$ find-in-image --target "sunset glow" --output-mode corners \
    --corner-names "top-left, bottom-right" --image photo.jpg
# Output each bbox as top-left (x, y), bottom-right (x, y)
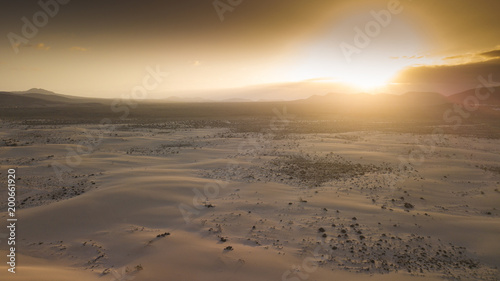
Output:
top-left (0, 1), bottom-right (499, 99)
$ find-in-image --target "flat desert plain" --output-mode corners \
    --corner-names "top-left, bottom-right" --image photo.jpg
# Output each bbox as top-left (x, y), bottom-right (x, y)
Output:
top-left (0, 115), bottom-right (499, 281)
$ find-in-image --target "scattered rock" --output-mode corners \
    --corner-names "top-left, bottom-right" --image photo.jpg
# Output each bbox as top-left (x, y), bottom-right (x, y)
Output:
top-left (404, 203), bottom-right (414, 209)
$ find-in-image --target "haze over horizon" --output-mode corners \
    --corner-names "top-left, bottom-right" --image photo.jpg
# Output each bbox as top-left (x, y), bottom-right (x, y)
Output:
top-left (1, 0), bottom-right (500, 99)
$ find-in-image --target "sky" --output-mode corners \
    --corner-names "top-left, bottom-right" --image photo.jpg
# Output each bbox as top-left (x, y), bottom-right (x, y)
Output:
top-left (1, 0), bottom-right (499, 99)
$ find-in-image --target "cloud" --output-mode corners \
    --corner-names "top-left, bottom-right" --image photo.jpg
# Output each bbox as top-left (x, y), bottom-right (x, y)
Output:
top-left (36, 43), bottom-right (50, 51)
top-left (70, 46), bottom-right (88, 52)
top-left (390, 48), bottom-right (500, 96)
top-left (389, 56), bottom-right (426, 61)
top-left (395, 47), bottom-right (500, 85)
top-left (15, 43), bottom-right (50, 51)
top-left (17, 43), bottom-right (31, 48)
top-left (393, 54), bottom-right (500, 94)
top-left (480, 49), bottom-right (500, 58)
top-left (443, 54), bottom-right (470, 60)
top-left (443, 48), bottom-right (500, 62)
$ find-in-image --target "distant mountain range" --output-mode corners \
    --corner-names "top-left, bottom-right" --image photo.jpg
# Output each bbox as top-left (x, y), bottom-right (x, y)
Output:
top-left (0, 88), bottom-right (255, 106)
top-left (1, 87), bottom-right (499, 112)
top-left (303, 87), bottom-right (500, 108)
top-left (0, 88), bottom-right (108, 107)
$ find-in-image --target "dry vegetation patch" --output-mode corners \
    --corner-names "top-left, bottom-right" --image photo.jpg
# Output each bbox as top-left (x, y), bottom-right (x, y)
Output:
top-left (270, 154), bottom-right (392, 187)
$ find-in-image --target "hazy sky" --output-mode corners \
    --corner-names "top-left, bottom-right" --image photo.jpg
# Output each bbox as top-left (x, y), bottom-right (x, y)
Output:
top-left (1, 0), bottom-right (499, 98)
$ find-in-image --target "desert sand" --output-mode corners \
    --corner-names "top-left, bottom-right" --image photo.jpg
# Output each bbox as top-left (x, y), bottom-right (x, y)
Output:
top-left (1, 118), bottom-right (499, 281)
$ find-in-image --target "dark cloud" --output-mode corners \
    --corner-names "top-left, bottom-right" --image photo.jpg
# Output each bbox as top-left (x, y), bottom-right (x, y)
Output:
top-left (0, 0), bottom-right (340, 51)
top-left (393, 57), bottom-right (500, 91)
top-left (2, 0), bottom-right (499, 54)
top-left (480, 49), bottom-right (500, 58)
top-left (443, 54), bottom-right (469, 60)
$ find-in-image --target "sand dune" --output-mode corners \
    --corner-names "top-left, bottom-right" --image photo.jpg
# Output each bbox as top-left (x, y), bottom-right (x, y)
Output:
top-left (1, 120), bottom-right (499, 280)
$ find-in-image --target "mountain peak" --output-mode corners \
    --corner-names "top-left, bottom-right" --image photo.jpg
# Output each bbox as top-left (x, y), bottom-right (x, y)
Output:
top-left (24, 88), bottom-right (59, 96)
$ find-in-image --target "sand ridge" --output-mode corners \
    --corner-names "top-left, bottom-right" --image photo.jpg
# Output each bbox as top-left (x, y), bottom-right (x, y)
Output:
top-left (0, 123), bottom-right (499, 280)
